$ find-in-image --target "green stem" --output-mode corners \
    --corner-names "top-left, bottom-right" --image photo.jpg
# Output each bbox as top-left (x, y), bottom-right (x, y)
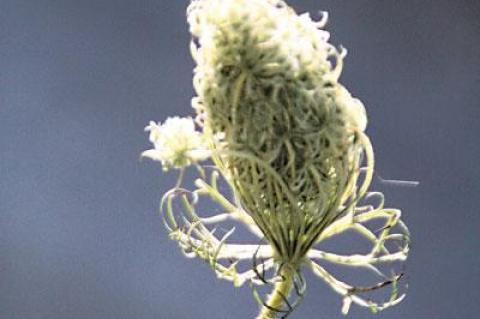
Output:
top-left (256, 265), bottom-right (295, 319)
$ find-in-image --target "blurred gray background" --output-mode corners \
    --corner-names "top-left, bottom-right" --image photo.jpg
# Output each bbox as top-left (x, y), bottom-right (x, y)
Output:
top-left (1, 0), bottom-right (479, 318)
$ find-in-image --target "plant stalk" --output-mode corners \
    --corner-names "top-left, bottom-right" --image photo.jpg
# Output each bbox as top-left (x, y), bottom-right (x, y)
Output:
top-left (256, 265), bottom-right (295, 319)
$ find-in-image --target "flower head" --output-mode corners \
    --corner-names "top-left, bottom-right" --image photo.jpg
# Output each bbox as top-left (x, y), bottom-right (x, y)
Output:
top-left (189, 0), bottom-right (369, 261)
top-left (144, 1), bottom-right (411, 318)
top-left (142, 117), bottom-right (208, 170)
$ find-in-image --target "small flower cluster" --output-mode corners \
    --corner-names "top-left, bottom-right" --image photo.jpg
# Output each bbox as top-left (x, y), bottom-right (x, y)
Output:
top-left (142, 117), bottom-right (208, 171)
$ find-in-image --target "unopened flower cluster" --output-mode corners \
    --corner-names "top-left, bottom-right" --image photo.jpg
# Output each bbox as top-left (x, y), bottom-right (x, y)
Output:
top-left (189, 0), bottom-right (368, 266)
top-left (143, 1), bottom-right (410, 318)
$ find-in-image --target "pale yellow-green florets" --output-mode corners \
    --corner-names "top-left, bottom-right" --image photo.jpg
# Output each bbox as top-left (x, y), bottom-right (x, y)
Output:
top-left (189, 0), bottom-right (368, 262)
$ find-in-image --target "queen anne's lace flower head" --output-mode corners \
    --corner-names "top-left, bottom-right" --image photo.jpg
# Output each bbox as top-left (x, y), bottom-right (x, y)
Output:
top-left (144, 1), bottom-right (411, 318)
top-left (142, 117), bottom-right (209, 170)
top-left (189, 0), bottom-right (369, 261)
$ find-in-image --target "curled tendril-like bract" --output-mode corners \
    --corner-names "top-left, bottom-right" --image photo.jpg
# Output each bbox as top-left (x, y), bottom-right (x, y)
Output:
top-left (160, 158), bottom-right (409, 318)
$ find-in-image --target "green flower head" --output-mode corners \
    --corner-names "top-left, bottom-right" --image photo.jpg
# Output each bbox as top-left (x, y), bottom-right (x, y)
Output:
top-left (190, 0), bottom-right (368, 263)
top-left (144, 1), bottom-right (411, 318)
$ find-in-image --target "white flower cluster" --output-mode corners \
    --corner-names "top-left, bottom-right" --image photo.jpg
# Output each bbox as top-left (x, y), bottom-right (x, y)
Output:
top-left (142, 117), bottom-right (209, 170)
top-left (188, 0), bottom-right (369, 223)
top-left (189, 0), bottom-right (332, 73)
top-left (188, 0), bottom-right (367, 133)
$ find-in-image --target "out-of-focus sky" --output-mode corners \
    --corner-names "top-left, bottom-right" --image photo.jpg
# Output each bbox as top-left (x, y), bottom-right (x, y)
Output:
top-left (1, 1), bottom-right (479, 318)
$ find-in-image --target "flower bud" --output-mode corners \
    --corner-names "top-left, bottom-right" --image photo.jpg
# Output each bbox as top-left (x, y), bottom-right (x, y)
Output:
top-left (189, 0), bottom-right (368, 260)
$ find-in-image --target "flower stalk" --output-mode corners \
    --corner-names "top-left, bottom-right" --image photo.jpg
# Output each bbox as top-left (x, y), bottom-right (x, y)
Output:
top-left (257, 264), bottom-right (295, 319)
